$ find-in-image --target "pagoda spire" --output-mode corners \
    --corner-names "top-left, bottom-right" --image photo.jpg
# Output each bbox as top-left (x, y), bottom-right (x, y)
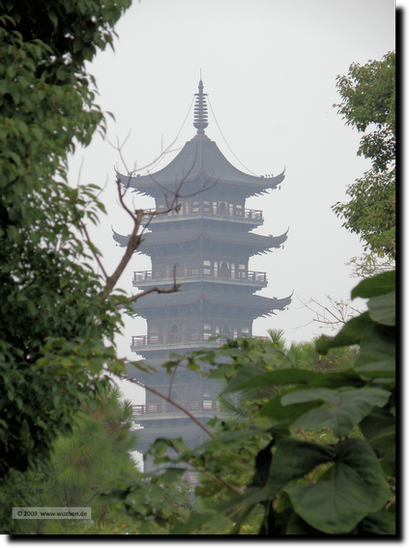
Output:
top-left (193, 79), bottom-right (208, 134)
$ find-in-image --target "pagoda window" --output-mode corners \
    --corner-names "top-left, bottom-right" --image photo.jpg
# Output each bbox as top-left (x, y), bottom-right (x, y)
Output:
top-left (203, 323), bottom-right (211, 331)
top-left (203, 390), bottom-right (212, 410)
top-left (236, 205), bottom-right (243, 217)
top-left (203, 201), bottom-right (210, 213)
top-left (168, 324), bottom-right (179, 344)
top-left (229, 203), bottom-right (233, 216)
top-left (219, 261), bottom-right (229, 279)
top-left (242, 327), bottom-right (250, 335)
top-left (192, 201), bottom-right (200, 213)
top-left (218, 201), bottom-right (227, 215)
top-left (212, 201), bottom-right (217, 214)
top-left (238, 264), bottom-right (246, 279)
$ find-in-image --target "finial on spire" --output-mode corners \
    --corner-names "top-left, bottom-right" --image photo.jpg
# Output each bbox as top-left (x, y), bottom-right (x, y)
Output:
top-left (193, 79), bottom-right (208, 134)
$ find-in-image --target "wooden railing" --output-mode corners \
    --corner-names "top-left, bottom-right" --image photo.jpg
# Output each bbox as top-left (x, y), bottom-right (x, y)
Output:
top-left (133, 267), bottom-right (267, 284)
top-left (131, 331), bottom-right (247, 347)
top-left (133, 401), bottom-right (215, 415)
top-left (132, 332), bottom-right (219, 347)
top-left (142, 205), bottom-right (263, 221)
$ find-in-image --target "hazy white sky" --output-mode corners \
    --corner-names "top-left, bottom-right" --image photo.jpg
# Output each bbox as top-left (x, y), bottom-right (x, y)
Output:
top-left (67, 0), bottom-right (396, 404)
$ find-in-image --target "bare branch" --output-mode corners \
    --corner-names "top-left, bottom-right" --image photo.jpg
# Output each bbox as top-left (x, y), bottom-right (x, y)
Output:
top-left (295, 294), bottom-right (363, 332)
top-left (128, 283), bottom-right (181, 303)
top-left (80, 222), bottom-right (109, 281)
top-left (101, 207), bottom-right (144, 299)
top-left (115, 363), bottom-right (248, 495)
top-left (117, 370), bottom-right (215, 440)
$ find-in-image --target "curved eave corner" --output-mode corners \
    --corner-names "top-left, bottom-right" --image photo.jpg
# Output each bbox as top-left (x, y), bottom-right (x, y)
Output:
top-left (258, 168), bottom-right (285, 190)
top-left (112, 227), bottom-right (129, 247)
top-left (267, 227), bottom-right (289, 249)
top-left (115, 169), bottom-right (158, 197)
top-left (112, 227), bottom-right (146, 252)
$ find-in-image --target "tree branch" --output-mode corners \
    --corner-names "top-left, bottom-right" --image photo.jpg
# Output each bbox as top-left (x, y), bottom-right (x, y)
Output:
top-left (117, 369), bottom-right (215, 440)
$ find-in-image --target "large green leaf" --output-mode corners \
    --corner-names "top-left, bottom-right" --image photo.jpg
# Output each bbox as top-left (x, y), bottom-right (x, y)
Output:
top-left (265, 439), bottom-right (335, 497)
top-left (368, 291), bottom-right (395, 326)
top-left (222, 368), bottom-right (365, 394)
top-left (351, 270), bottom-right (395, 299)
top-left (354, 325), bottom-right (395, 378)
top-left (282, 387), bottom-right (390, 437)
top-left (359, 407), bottom-right (395, 470)
top-left (285, 439), bottom-right (391, 534)
top-left (315, 312), bottom-right (375, 354)
top-left (259, 393), bottom-right (322, 422)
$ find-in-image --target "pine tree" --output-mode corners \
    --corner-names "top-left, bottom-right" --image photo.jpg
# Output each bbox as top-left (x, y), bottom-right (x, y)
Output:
top-left (20, 385), bottom-right (140, 534)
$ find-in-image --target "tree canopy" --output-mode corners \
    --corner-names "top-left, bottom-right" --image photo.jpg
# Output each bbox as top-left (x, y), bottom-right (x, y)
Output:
top-left (0, 0), bottom-right (132, 531)
top-left (332, 51), bottom-right (395, 265)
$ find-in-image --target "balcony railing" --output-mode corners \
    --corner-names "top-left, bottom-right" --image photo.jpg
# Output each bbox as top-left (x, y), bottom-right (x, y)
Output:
top-left (133, 267), bottom-right (267, 284)
top-left (133, 401), bottom-right (215, 416)
top-left (142, 205), bottom-right (263, 221)
top-left (131, 331), bottom-right (247, 348)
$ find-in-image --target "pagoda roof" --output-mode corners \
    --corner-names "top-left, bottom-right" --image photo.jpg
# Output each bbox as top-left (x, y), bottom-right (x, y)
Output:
top-left (115, 80), bottom-right (285, 198)
top-left (116, 135), bottom-right (284, 197)
top-left (112, 226), bottom-right (288, 255)
top-left (132, 289), bottom-right (292, 315)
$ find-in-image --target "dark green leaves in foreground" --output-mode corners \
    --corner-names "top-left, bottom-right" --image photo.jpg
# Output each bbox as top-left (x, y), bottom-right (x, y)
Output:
top-left (109, 270), bottom-right (395, 535)
top-left (172, 272), bottom-right (395, 535)
top-left (284, 439), bottom-right (391, 534)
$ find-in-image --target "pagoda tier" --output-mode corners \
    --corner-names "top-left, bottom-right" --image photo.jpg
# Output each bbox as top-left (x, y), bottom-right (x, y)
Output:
top-left (112, 226), bottom-right (288, 257)
top-left (131, 289), bottom-right (291, 320)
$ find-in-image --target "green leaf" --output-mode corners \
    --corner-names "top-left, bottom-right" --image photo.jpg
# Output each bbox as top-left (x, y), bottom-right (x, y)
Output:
top-left (223, 368), bottom-right (365, 394)
top-left (285, 439), bottom-right (391, 534)
top-left (356, 509), bottom-right (395, 535)
top-left (282, 387), bottom-right (390, 437)
top-left (315, 312), bottom-right (375, 354)
top-left (351, 270), bottom-right (395, 299)
top-left (359, 407), bottom-right (395, 470)
top-left (354, 325), bottom-right (395, 377)
top-left (266, 439), bottom-right (335, 497)
top-left (259, 394), bottom-right (322, 422)
top-left (368, 291), bottom-right (395, 326)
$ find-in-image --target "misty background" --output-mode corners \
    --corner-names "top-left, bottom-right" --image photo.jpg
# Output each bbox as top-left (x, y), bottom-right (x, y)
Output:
top-left (65, 0), bottom-right (395, 405)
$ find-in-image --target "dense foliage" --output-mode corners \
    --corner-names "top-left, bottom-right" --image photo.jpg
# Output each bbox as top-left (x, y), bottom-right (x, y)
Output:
top-left (0, 0), bottom-right (132, 532)
top-left (105, 271), bottom-right (395, 535)
top-left (13, 386), bottom-right (140, 534)
top-left (332, 52), bottom-right (395, 265)
top-left (1, 6), bottom-right (395, 535)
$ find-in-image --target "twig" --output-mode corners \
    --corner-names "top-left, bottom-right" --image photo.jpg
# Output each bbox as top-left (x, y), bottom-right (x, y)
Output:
top-left (116, 370), bottom-right (216, 440)
top-left (81, 222), bottom-right (109, 280)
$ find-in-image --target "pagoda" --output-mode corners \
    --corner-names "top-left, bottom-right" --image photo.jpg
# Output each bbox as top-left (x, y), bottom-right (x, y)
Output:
top-left (113, 80), bottom-right (291, 474)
